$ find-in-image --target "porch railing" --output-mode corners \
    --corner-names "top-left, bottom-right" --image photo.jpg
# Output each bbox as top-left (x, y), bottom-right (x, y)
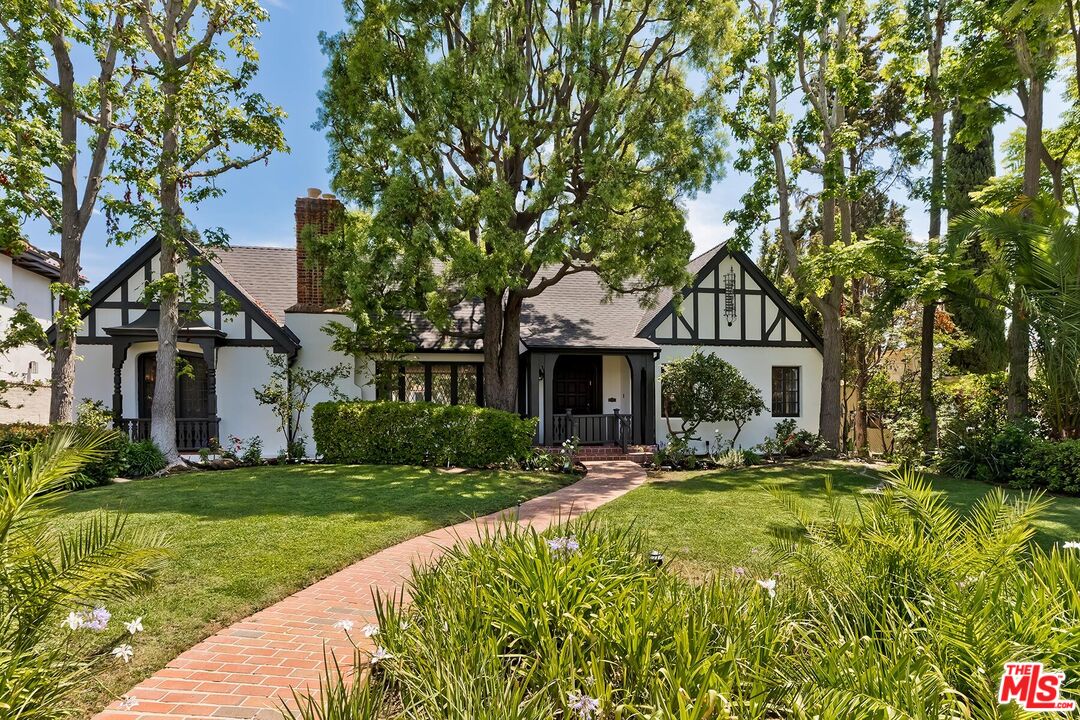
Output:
top-left (551, 411), bottom-right (632, 450)
top-left (116, 417), bottom-right (220, 453)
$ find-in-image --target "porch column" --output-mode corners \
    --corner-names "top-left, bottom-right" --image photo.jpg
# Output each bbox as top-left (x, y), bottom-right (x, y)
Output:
top-left (527, 352), bottom-right (541, 444)
top-left (111, 343), bottom-right (129, 424)
top-left (196, 339), bottom-right (218, 418)
top-left (626, 354), bottom-right (644, 444)
top-left (643, 353), bottom-right (657, 444)
top-left (541, 353), bottom-right (558, 446)
top-left (626, 353), bottom-right (658, 445)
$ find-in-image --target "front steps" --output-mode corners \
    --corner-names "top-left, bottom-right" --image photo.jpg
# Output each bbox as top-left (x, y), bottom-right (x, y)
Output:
top-left (538, 445), bottom-right (657, 465)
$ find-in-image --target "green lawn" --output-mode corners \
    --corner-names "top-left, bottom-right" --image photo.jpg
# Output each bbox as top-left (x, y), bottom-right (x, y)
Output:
top-left (51, 463), bottom-right (572, 713)
top-left (594, 460), bottom-right (1080, 578)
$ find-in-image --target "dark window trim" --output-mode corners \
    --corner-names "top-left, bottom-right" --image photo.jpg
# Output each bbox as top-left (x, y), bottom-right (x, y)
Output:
top-left (771, 365), bottom-right (801, 417)
top-left (374, 360), bottom-right (483, 406)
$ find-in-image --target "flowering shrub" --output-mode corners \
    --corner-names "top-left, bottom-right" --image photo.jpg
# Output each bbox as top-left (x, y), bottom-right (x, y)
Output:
top-left (757, 418), bottom-right (828, 459)
top-left (313, 401), bottom-right (536, 468)
top-left (221, 434), bottom-right (264, 465)
top-left (287, 471), bottom-right (1080, 719)
top-left (0, 429), bottom-right (167, 717)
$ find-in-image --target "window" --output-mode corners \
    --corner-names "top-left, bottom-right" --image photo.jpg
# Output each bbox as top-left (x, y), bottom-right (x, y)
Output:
top-left (772, 366), bottom-right (800, 417)
top-left (372, 361), bottom-right (482, 406)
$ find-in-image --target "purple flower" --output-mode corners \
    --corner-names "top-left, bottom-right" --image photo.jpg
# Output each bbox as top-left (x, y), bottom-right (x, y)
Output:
top-left (547, 536), bottom-right (580, 557)
top-left (83, 606), bottom-right (111, 632)
top-left (731, 566), bottom-right (748, 577)
top-left (567, 691), bottom-right (600, 719)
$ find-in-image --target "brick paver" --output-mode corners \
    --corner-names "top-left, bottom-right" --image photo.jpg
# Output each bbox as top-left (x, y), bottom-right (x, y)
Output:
top-left (95, 461), bottom-right (646, 720)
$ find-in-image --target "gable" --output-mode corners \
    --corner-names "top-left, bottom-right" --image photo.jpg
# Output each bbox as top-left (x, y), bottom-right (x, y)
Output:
top-left (52, 236), bottom-right (299, 353)
top-left (638, 246), bottom-right (823, 351)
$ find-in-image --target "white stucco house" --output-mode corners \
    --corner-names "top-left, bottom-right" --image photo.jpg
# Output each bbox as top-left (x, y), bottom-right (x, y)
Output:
top-left (59, 191), bottom-right (823, 457)
top-left (1, 244), bottom-right (57, 424)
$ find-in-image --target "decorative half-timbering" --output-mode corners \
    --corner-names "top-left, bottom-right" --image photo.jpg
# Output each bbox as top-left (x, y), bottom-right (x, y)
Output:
top-left (638, 246), bottom-right (822, 350)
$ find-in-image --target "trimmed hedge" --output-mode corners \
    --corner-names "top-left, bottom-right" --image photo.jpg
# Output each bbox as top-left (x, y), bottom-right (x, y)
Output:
top-left (313, 401), bottom-right (538, 468)
top-left (1013, 439), bottom-right (1080, 495)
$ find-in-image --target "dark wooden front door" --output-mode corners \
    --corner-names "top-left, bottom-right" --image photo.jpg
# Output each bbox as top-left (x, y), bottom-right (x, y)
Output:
top-left (553, 356), bottom-right (601, 414)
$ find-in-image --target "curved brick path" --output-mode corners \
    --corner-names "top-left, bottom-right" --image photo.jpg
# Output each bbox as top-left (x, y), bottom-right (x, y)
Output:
top-left (95, 461), bottom-right (647, 720)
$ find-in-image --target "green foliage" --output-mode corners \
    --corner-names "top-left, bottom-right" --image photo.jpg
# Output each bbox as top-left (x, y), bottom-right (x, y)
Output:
top-left (0, 429), bottom-right (167, 718)
top-left (0, 423), bottom-right (128, 489)
top-left (661, 350), bottom-right (766, 447)
top-left (75, 399), bottom-right (114, 431)
top-left (1014, 440), bottom-right (1080, 494)
top-left (288, 471), bottom-right (1080, 719)
top-left (313, 401), bottom-right (537, 468)
top-left (253, 351), bottom-right (350, 461)
top-left (119, 440), bottom-right (167, 479)
top-left (758, 420), bottom-right (829, 460)
top-left (653, 435), bottom-right (699, 470)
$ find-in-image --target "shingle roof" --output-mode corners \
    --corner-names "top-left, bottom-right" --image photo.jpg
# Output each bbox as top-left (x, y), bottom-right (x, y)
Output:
top-left (3, 243), bottom-right (63, 281)
top-left (210, 246), bottom-right (297, 325)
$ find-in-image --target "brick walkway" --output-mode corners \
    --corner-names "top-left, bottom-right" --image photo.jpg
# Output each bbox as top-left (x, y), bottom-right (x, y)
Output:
top-left (96, 461), bottom-right (647, 720)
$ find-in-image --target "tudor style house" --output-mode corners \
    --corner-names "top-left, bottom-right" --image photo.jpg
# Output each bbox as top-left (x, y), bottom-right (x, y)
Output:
top-left (1, 244), bottom-right (58, 424)
top-left (63, 190), bottom-right (822, 456)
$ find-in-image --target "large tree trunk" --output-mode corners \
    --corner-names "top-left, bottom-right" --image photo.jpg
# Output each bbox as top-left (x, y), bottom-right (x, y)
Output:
top-left (47, 31), bottom-right (79, 424)
top-left (482, 291), bottom-right (522, 411)
top-left (819, 296), bottom-right (844, 451)
top-left (152, 79), bottom-right (183, 465)
top-left (920, 106), bottom-right (945, 450)
top-left (851, 276), bottom-right (868, 456)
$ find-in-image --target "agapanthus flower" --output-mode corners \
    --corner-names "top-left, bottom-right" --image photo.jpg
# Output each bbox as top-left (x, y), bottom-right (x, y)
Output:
top-left (756, 578), bottom-right (777, 598)
top-left (61, 611), bottom-right (83, 631)
top-left (1063, 541), bottom-right (1080, 550)
top-left (125, 617), bottom-right (144, 635)
top-left (83, 607), bottom-right (111, 632)
top-left (370, 647), bottom-right (393, 665)
top-left (362, 624), bottom-right (380, 638)
top-left (547, 536), bottom-right (580, 556)
top-left (333, 619), bottom-right (354, 632)
top-left (567, 691), bottom-right (601, 719)
top-left (111, 644), bottom-right (134, 663)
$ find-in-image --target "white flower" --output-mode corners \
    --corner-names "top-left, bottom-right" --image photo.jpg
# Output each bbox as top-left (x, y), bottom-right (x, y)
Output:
top-left (756, 578), bottom-right (777, 598)
top-left (400, 621), bottom-right (411, 631)
top-left (61, 611), bottom-right (83, 631)
top-left (124, 617), bottom-right (143, 635)
top-left (118, 696), bottom-right (139, 710)
top-left (1063, 541), bottom-right (1080, 550)
top-left (370, 646), bottom-right (393, 665)
top-left (111, 644), bottom-right (134, 663)
top-left (567, 691), bottom-right (601, 719)
top-left (333, 619), bottom-right (354, 632)
top-left (362, 624), bottom-right (380, 638)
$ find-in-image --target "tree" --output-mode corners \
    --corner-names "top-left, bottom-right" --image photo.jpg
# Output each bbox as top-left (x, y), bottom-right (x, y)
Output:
top-left (943, 106), bottom-right (1006, 373)
top-left (722, 0), bottom-right (880, 451)
top-left (253, 352), bottom-right (350, 460)
top-left (316, 0), bottom-right (732, 411)
top-left (106, 0), bottom-right (286, 464)
top-left (0, 1), bottom-right (137, 422)
top-left (660, 350), bottom-right (766, 448)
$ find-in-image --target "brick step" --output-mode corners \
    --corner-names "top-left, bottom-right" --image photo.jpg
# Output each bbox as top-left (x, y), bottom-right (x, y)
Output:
top-left (535, 445), bottom-right (657, 465)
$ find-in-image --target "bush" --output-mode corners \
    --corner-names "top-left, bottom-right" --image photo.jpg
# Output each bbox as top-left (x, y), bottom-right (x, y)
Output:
top-left (287, 471), bottom-right (1080, 720)
top-left (937, 418), bottom-right (1039, 484)
top-left (312, 401), bottom-right (537, 468)
top-left (120, 440), bottom-right (167, 478)
top-left (0, 422), bottom-right (127, 488)
top-left (758, 419), bottom-right (829, 459)
top-left (1013, 439), bottom-right (1080, 494)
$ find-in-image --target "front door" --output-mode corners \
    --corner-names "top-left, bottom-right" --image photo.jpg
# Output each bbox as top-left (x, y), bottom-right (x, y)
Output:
top-left (553, 355), bottom-right (601, 415)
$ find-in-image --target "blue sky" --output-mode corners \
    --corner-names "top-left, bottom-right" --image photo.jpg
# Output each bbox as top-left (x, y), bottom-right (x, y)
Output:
top-left (22, 1), bottom-right (1067, 285)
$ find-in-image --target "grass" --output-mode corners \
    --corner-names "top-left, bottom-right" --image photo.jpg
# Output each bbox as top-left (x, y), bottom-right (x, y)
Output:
top-left (594, 460), bottom-right (1080, 577)
top-left (50, 463), bottom-right (573, 713)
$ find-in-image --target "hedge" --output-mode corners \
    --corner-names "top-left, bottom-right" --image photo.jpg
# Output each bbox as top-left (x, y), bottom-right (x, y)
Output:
top-left (312, 401), bottom-right (538, 468)
top-left (1013, 439), bottom-right (1080, 495)
top-left (0, 422), bottom-right (129, 487)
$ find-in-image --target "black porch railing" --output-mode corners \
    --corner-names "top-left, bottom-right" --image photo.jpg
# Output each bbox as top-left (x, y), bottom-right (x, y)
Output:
top-left (551, 411), bottom-right (632, 450)
top-left (117, 417), bottom-right (220, 453)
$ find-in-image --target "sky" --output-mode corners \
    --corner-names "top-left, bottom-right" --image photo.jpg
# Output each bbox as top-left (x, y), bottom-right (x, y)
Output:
top-left (19, 1), bottom-right (1071, 286)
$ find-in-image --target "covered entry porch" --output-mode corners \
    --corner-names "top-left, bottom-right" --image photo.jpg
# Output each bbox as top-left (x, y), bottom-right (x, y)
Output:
top-left (523, 350), bottom-right (657, 448)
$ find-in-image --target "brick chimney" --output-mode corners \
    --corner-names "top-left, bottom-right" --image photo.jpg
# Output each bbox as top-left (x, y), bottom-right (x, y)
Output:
top-left (294, 188), bottom-right (343, 309)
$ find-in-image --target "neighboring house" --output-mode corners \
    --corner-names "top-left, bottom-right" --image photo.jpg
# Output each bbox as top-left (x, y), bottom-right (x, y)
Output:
top-left (61, 190), bottom-right (823, 456)
top-left (0, 244), bottom-right (58, 424)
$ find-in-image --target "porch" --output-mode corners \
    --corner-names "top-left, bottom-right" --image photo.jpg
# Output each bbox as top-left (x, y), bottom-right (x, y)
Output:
top-left (117, 417), bottom-right (221, 453)
top-left (523, 350), bottom-right (657, 448)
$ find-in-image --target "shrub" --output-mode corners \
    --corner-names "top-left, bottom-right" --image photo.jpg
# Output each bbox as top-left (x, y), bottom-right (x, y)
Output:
top-left (120, 440), bottom-right (167, 478)
top-left (75, 398), bottom-right (113, 430)
top-left (758, 419), bottom-right (828, 459)
top-left (938, 418), bottom-right (1039, 484)
top-left (0, 429), bottom-right (167, 717)
top-left (1013, 439), bottom-right (1080, 494)
top-left (287, 471), bottom-right (1080, 720)
top-left (0, 422), bottom-right (127, 488)
top-left (0, 422), bottom-right (50, 454)
top-left (313, 401), bottom-right (537, 468)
